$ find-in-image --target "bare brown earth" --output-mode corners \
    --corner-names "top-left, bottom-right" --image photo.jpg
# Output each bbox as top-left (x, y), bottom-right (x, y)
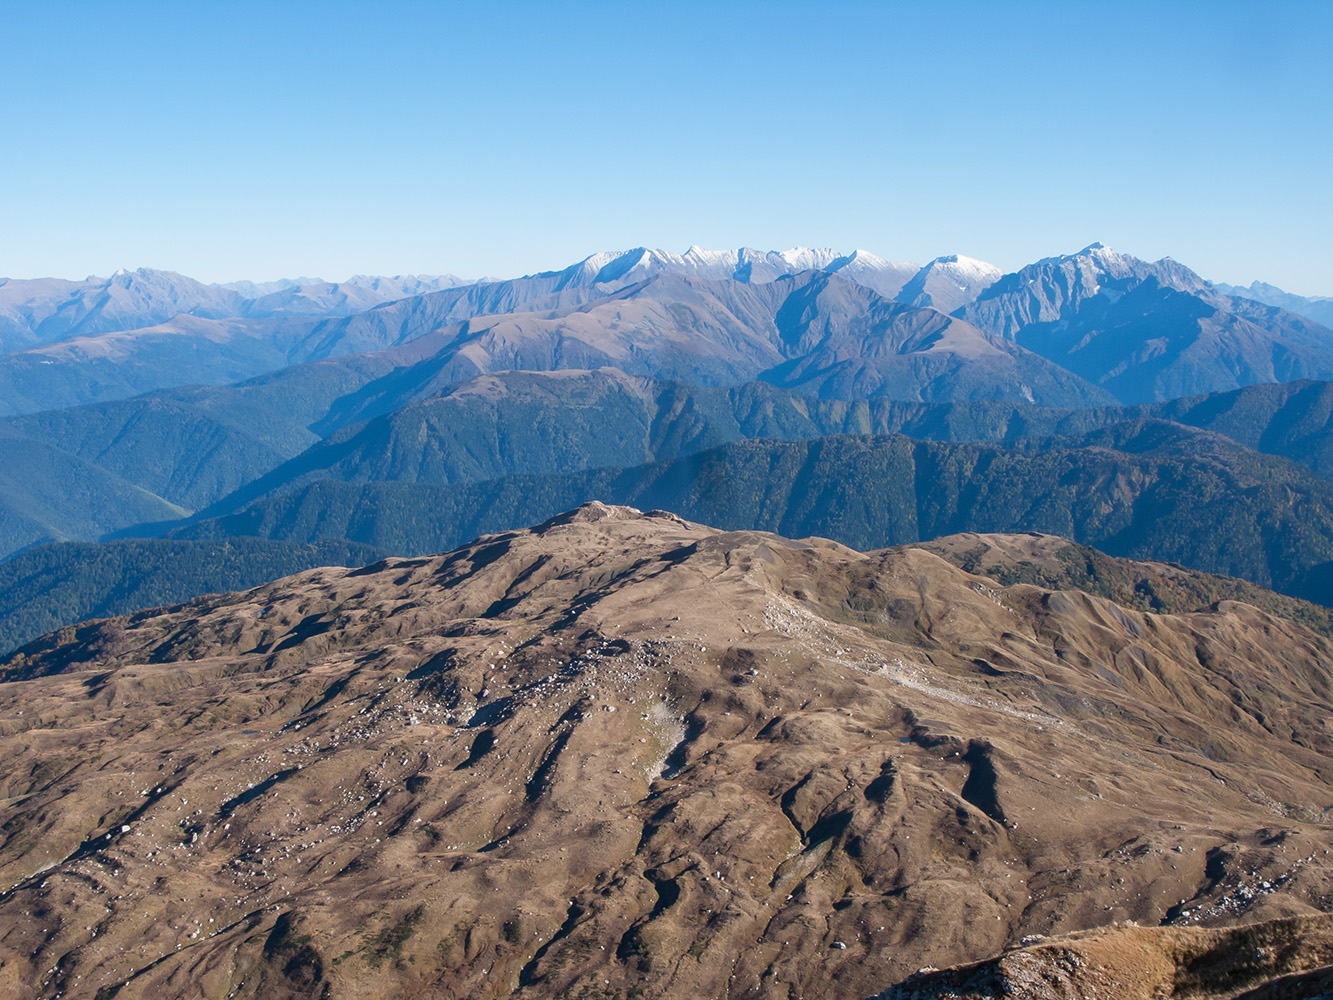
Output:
top-left (877, 916), bottom-right (1333, 999)
top-left (0, 504), bottom-right (1331, 1000)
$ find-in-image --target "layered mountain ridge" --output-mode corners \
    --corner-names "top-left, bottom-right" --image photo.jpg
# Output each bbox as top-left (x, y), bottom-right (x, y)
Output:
top-left (4, 242), bottom-right (1333, 710)
top-left (1216, 279), bottom-right (1333, 328)
top-left (164, 426), bottom-right (1333, 610)
top-left (2, 243), bottom-right (1328, 422)
top-left (3, 237), bottom-right (1333, 999)
top-left (0, 268), bottom-right (474, 352)
top-left (16, 369), bottom-right (1333, 652)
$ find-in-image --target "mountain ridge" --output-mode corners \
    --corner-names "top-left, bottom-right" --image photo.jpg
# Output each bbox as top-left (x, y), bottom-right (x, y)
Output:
top-left (166, 428), bottom-right (1333, 606)
top-left (1, 505), bottom-right (1330, 999)
top-left (958, 244), bottom-right (1333, 403)
top-left (1214, 278), bottom-right (1333, 327)
top-left (4, 244), bottom-right (1329, 417)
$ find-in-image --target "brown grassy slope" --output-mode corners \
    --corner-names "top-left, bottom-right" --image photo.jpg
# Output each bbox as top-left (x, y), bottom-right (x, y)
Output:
top-left (0, 505), bottom-right (1330, 1000)
top-left (917, 531), bottom-right (1333, 638)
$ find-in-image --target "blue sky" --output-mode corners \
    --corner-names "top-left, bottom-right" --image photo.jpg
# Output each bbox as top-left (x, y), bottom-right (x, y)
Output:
top-left (3, 1), bottom-right (1330, 293)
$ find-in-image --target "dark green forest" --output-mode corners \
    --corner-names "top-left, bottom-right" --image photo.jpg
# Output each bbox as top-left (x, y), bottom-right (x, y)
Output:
top-left (175, 432), bottom-right (1333, 607)
top-left (0, 538), bottom-right (384, 657)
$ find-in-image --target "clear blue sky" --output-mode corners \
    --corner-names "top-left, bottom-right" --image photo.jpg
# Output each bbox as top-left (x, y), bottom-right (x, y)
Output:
top-left (3, 1), bottom-right (1330, 293)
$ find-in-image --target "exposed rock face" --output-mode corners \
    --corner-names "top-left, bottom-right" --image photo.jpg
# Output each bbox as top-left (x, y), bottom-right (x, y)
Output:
top-left (959, 243), bottom-right (1211, 340)
top-left (958, 245), bottom-right (1333, 404)
top-left (0, 504), bottom-right (1331, 1000)
top-left (876, 916), bottom-right (1333, 999)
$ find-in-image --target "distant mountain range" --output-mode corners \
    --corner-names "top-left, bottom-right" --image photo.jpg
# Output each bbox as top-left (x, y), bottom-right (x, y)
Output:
top-left (3, 242), bottom-right (1333, 655)
top-left (0, 268), bottom-right (474, 353)
top-left (1215, 278), bottom-right (1333, 327)
top-left (0, 244), bottom-right (1328, 417)
top-left (0, 248), bottom-right (925, 355)
top-left (0, 267), bottom-right (1111, 417)
top-left (7, 247), bottom-right (1325, 356)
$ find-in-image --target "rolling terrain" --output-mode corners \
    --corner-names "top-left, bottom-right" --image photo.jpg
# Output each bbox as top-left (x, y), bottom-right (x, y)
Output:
top-left (1, 505), bottom-right (1330, 999)
top-left (18, 368), bottom-right (1333, 534)
top-left (9, 364), bottom-right (1333, 654)
top-left (168, 372), bottom-right (1333, 526)
top-left (0, 354), bottom-right (399, 512)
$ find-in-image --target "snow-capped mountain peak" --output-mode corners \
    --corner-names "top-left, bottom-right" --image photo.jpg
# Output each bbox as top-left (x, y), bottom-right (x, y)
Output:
top-left (893, 254), bottom-right (1003, 313)
top-left (924, 254), bottom-right (1002, 281)
top-left (772, 247), bottom-right (842, 271)
top-left (552, 246), bottom-right (924, 300)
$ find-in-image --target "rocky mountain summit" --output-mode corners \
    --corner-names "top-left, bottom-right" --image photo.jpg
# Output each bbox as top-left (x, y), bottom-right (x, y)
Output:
top-left (958, 245), bottom-right (1333, 403)
top-left (1, 505), bottom-right (1330, 999)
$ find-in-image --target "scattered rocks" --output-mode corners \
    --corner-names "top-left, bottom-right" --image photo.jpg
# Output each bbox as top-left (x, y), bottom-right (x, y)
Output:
top-left (1, 508), bottom-right (1331, 1000)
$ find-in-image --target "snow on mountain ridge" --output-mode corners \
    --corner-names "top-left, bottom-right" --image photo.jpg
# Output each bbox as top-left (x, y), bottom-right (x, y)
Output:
top-left (1008, 242), bottom-right (1210, 300)
top-left (220, 278), bottom-right (321, 298)
top-left (894, 254), bottom-right (1004, 313)
top-left (922, 254), bottom-right (1002, 284)
top-left (960, 242), bottom-right (1222, 344)
top-left (548, 246), bottom-right (928, 301)
top-left (341, 274), bottom-right (473, 295)
top-left (772, 247), bottom-right (843, 271)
